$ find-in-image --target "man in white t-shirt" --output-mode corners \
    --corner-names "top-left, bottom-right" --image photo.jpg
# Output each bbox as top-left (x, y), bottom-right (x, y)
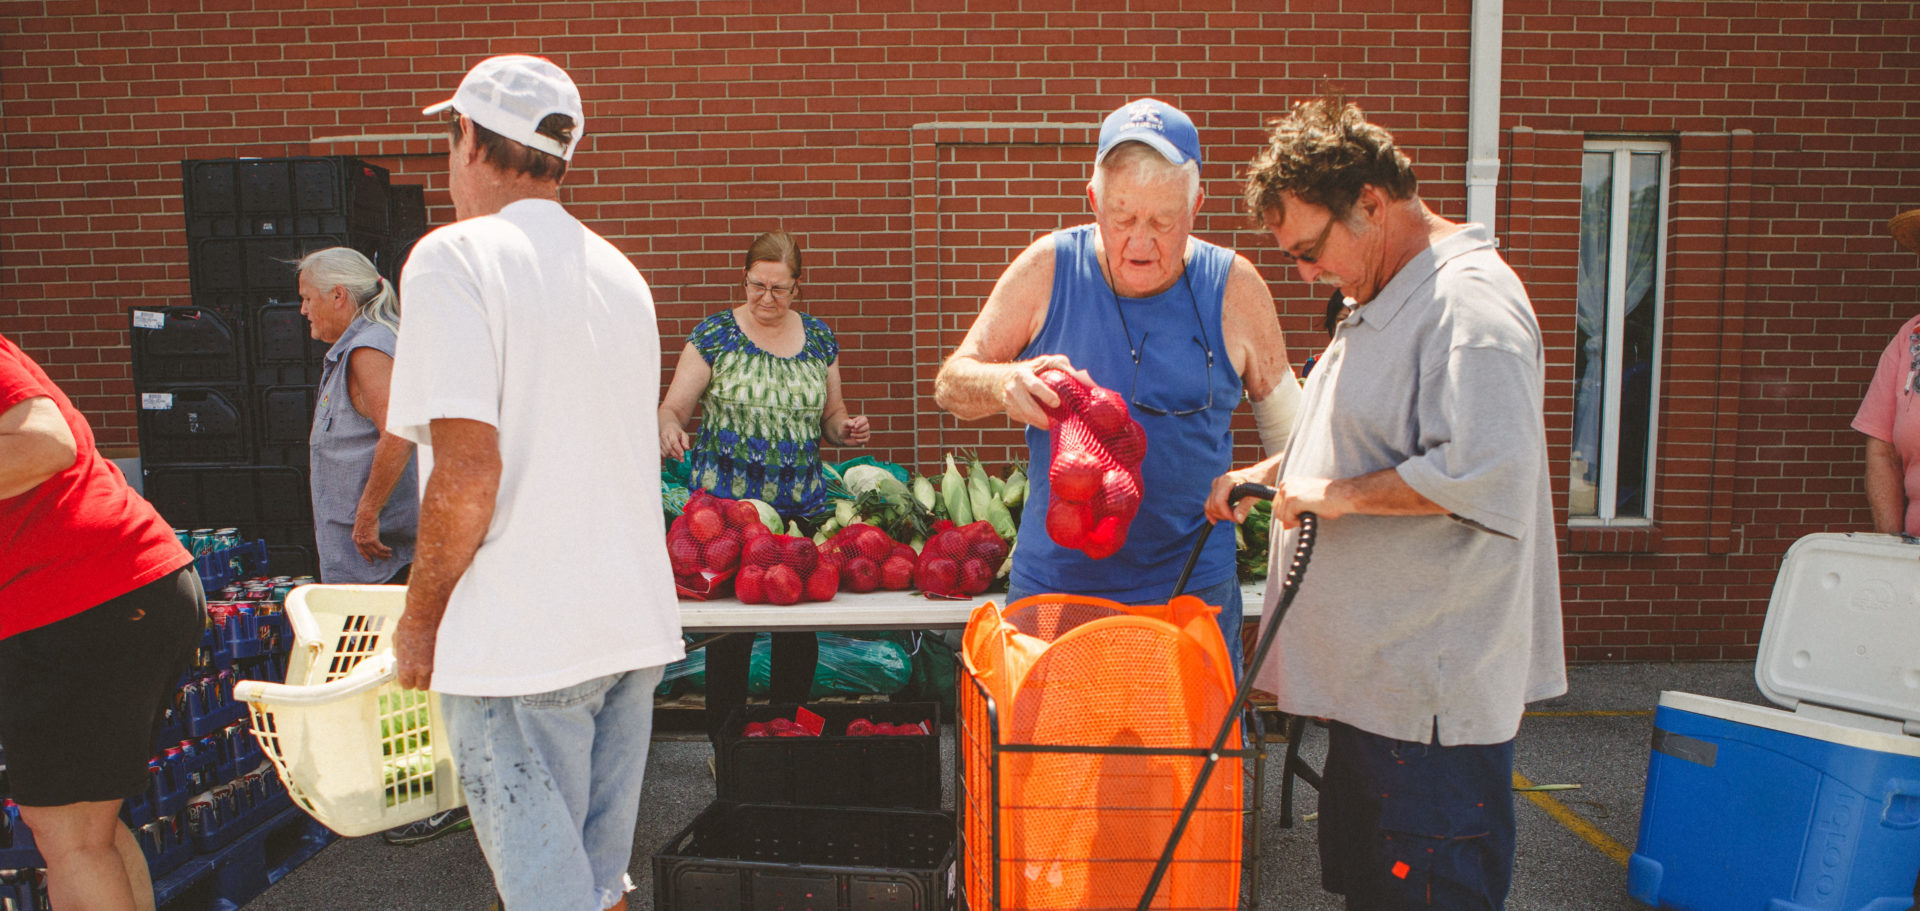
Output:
top-left (387, 55), bottom-right (684, 911)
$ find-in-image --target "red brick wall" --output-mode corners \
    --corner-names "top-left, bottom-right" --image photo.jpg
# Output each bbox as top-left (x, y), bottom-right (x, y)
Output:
top-left (4, 0), bottom-right (1916, 661)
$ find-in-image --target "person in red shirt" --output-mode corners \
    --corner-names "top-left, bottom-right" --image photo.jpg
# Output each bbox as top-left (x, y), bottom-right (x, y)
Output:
top-left (0, 333), bottom-right (205, 911)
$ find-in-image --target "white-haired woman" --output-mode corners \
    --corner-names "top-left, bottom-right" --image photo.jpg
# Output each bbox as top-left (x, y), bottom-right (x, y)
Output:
top-left (297, 247), bottom-right (419, 587)
top-left (297, 249), bottom-right (464, 845)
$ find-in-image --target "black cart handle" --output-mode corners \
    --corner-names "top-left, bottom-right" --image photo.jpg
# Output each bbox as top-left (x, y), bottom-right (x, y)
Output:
top-left (1140, 508), bottom-right (1318, 911)
top-left (1169, 483), bottom-right (1277, 599)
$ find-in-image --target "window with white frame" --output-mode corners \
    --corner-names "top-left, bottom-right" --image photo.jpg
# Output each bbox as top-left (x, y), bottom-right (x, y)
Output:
top-left (1570, 140), bottom-right (1670, 522)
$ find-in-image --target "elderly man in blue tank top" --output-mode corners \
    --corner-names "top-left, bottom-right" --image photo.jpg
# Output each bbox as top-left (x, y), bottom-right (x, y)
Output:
top-left (934, 99), bottom-right (1300, 674)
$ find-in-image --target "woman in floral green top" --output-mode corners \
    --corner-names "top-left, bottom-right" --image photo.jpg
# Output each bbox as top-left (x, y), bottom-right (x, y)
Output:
top-left (658, 230), bottom-right (870, 744)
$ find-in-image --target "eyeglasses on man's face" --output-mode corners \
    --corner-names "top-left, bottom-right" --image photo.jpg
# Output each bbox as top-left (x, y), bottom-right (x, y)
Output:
top-left (744, 278), bottom-right (797, 300)
top-left (1274, 214), bottom-right (1337, 267)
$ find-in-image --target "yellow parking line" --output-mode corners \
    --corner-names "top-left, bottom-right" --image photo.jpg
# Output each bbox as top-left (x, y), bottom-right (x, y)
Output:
top-left (1524, 710), bottom-right (1653, 717)
top-left (1513, 770), bottom-right (1630, 867)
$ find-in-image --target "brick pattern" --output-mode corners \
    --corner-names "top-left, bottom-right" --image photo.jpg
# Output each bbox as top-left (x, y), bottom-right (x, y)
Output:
top-left (4, 1), bottom-right (1918, 661)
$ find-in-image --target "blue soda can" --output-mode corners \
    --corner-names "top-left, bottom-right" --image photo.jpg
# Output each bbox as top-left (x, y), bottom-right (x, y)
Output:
top-left (188, 529), bottom-right (215, 555)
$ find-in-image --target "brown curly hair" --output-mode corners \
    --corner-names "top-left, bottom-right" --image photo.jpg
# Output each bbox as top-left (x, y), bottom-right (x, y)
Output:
top-left (1242, 98), bottom-right (1418, 225)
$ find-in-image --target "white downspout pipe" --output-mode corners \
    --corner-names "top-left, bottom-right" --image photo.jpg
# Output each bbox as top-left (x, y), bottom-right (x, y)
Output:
top-left (1466, 0), bottom-right (1503, 238)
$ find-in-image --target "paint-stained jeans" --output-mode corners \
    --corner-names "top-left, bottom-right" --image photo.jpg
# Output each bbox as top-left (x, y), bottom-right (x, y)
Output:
top-left (441, 665), bottom-right (666, 911)
top-left (1320, 720), bottom-right (1517, 910)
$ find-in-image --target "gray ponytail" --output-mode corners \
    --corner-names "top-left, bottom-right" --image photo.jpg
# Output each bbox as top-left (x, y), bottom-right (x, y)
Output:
top-left (296, 247), bottom-right (401, 333)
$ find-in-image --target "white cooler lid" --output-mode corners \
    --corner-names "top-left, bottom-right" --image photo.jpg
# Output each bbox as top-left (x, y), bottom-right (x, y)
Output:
top-left (1757, 533), bottom-right (1920, 731)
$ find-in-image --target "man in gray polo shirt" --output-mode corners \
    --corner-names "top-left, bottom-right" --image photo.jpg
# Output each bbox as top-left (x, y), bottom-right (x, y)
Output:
top-left (1207, 98), bottom-right (1565, 910)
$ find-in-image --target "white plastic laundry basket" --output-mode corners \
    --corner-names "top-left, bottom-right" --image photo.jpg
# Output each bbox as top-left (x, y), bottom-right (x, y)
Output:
top-left (233, 584), bottom-right (464, 837)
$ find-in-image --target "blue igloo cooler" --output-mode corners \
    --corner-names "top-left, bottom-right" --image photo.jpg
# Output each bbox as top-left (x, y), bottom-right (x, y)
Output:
top-left (1628, 533), bottom-right (1920, 911)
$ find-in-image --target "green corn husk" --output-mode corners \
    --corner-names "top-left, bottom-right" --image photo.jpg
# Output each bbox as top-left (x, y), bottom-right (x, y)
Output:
top-left (984, 494), bottom-right (1017, 540)
top-left (942, 454), bottom-right (973, 525)
top-left (1002, 469), bottom-right (1027, 510)
top-left (913, 475), bottom-right (937, 512)
top-left (966, 456), bottom-right (994, 528)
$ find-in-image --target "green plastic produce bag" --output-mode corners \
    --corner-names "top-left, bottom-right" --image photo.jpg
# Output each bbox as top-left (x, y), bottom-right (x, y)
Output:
top-left (653, 632), bottom-right (913, 698)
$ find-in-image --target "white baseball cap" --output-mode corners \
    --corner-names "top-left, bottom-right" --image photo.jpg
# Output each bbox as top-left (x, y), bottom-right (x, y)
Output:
top-left (423, 55), bottom-right (584, 161)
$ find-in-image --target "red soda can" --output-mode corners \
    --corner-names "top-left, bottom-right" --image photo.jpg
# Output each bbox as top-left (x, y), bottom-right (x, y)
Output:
top-left (186, 799), bottom-right (213, 838)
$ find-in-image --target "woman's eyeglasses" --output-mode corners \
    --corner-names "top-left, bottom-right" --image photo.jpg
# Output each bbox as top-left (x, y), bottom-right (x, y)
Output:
top-left (745, 279), bottom-right (797, 300)
top-left (1110, 269), bottom-right (1215, 418)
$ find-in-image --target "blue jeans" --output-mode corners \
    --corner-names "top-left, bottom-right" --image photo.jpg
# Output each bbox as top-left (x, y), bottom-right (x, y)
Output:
top-left (1320, 721), bottom-right (1516, 910)
top-left (1003, 575), bottom-right (1243, 680)
top-left (441, 665), bottom-right (666, 911)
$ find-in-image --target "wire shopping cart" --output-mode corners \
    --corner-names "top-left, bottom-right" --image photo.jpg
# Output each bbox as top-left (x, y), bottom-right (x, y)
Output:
top-left (957, 485), bottom-right (1314, 910)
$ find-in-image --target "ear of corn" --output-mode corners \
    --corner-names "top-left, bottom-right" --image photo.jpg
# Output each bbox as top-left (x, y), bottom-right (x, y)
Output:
top-left (942, 454), bottom-right (973, 525)
top-left (1002, 468), bottom-right (1027, 509)
top-left (983, 490), bottom-right (1018, 539)
top-left (966, 456), bottom-right (994, 529)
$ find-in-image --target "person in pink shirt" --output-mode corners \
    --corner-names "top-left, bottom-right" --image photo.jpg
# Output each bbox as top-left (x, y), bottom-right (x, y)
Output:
top-left (1853, 207), bottom-right (1920, 535)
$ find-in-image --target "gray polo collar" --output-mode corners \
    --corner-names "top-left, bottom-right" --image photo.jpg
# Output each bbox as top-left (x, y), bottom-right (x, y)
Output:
top-left (1346, 223), bottom-right (1495, 331)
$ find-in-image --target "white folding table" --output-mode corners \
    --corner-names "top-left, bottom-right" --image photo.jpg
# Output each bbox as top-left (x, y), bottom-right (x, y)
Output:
top-left (676, 582), bottom-right (1269, 632)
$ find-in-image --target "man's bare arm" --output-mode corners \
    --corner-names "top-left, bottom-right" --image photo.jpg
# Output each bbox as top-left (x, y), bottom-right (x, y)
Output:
top-left (394, 418), bottom-right (501, 691)
top-left (1219, 253), bottom-right (1292, 401)
top-left (1866, 435), bottom-right (1906, 534)
top-left (933, 234), bottom-right (1089, 428)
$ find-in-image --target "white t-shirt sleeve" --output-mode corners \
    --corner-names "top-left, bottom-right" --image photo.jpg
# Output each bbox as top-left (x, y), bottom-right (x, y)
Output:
top-left (388, 238), bottom-right (501, 445)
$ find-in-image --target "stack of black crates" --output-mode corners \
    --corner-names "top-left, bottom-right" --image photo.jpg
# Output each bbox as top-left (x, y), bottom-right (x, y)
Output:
top-left (651, 702), bottom-right (957, 911)
top-left (135, 157), bottom-right (428, 577)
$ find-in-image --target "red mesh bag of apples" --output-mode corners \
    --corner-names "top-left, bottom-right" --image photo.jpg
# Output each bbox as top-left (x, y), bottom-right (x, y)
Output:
top-left (914, 519), bottom-right (1007, 599)
top-left (736, 531), bottom-right (839, 605)
top-left (819, 523), bottom-right (919, 593)
top-left (666, 491), bottom-right (766, 600)
top-left (1037, 368), bottom-right (1146, 560)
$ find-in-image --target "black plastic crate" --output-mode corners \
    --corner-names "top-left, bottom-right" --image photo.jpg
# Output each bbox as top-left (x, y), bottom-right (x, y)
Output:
top-left (189, 233), bottom-right (385, 305)
top-left (262, 536), bottom-right (317, 578)
top-left (249, 301), bottom-right (327, 384)
top-left (389, 183), bottom-right (426, 239)
top-left (388, 234), bottom-right (426, 283)
top-left (718, 703), bottom-right (942, 810)
top-left (386, 183), bottom-right (429, 282)
top-left (652, 802), bottom-right (955, 911)
top-left (191, 235), bottom-right (325, 297)
top-left (143, 465), bottom-right (311, 530)
top-left (189, 290), bottom-right (283, 328)
top-left (255, 384), bottom-right (315, 469)
top-left (130, 307), bottom-right (245, 387)
top-left (136, 386), bottom-right (251, 466)
top-left (183, 157), bottom-right (390, 237)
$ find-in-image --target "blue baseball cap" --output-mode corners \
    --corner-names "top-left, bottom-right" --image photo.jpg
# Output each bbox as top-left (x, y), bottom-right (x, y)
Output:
top-left (1096, 98), bottom-right (1202, 172)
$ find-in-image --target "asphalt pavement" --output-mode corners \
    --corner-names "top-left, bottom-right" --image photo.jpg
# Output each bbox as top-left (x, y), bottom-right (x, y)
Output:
top-left (239, 661), bottom-right (1764, 911)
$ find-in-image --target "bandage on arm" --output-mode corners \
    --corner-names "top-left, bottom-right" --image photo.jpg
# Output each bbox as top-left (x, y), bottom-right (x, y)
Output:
top-left (1251, 365), bottom-right (1302, 458)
